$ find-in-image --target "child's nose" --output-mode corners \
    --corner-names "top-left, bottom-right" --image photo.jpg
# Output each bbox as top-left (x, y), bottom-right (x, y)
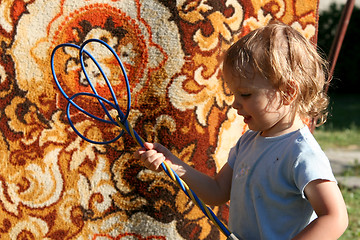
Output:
top-left (232, 97), bottom-right (242, 110)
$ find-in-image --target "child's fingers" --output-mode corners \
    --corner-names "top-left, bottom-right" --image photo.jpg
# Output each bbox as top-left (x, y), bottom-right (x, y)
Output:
top-left (144, 142), bottom-right (155, 150)
top-left (138, 150), bottom-right (165, 171)
top-left (144, 153), bottom-right (166, 172)
top-left (133, 147), bottom-right (146, 159)
top-left (134, 142), bottom-right (173, 172)
top-left (143, 142), bottom-right (173, 157)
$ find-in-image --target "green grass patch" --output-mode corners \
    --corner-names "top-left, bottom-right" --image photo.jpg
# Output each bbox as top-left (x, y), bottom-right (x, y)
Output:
top-left (342, 159), bottom-right (360, 177)
top-left (314, 124), bottom-right (360, 150)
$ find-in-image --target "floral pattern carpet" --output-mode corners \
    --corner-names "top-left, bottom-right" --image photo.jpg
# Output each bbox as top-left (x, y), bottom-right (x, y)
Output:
top-left (0, 0), bottom-right (319, 239)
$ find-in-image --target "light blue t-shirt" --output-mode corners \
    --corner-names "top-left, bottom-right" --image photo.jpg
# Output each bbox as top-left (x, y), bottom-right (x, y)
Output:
top-left (227, 126), bottom-right (336, 240)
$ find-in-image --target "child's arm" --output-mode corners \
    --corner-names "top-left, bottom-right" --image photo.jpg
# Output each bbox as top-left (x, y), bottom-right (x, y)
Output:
top-left (134, 142), bottom-right (233, 206)
top-left (292, 179), bottom-right (348, 240)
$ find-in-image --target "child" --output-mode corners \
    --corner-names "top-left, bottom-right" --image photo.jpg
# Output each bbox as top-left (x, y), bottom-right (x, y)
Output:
top-left (134, 22), bottom-right (348, 239)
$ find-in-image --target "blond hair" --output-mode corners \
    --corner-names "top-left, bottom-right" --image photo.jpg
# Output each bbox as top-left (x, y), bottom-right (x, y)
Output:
top-left (223, 21), bottom-right (329, 126)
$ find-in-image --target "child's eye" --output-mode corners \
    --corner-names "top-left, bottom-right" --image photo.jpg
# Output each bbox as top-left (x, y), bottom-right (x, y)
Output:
top-left (241, 93), bottom-right (251, 98)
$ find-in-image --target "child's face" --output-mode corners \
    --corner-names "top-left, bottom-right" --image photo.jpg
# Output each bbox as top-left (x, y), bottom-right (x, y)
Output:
top-left (223, 66), bottom-right (292, 137)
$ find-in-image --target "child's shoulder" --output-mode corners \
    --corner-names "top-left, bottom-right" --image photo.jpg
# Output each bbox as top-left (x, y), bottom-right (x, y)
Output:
top-left (289, 126), bottom-right (327, 160)
top-left (297, 127), bottom-right (321, 149)
top-left (239, 129), bottom-right (258, 142)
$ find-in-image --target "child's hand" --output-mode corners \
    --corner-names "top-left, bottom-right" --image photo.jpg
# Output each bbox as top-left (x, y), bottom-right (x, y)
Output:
top-left (134, 142), bottom-right (183, 175)
top-left (135, 142), bottom-right (233, 206)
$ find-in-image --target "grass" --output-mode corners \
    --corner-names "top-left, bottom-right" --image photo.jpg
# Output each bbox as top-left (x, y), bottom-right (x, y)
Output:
top-left (342, 159), bottom-right (360, 177)
top-left (312, 93), bottom-right (360, 239)
top-left (340, 160), bottom-right (360, 239)
top-left (314, 124), bottom-right (360, 150)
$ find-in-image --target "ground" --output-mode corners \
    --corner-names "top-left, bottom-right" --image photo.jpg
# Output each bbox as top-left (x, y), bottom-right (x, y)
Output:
top-left (325, 149), bottom-right (360, 188)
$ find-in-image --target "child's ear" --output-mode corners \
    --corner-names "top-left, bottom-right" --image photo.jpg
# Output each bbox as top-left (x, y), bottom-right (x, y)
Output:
top-left (283, 80), bottom-right (298, 105)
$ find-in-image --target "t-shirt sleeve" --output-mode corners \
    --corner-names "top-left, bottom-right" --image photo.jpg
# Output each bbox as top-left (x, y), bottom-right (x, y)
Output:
top-left (293, 146), bottom-right (337, 199)
top-left (227, 130), bottom-right (254, 169)
top-left (228, 144), bottom-right (238, 169)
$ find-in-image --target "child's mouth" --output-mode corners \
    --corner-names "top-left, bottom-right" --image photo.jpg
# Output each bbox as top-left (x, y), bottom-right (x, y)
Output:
top-left (243, 116), bottom-right (251, 124)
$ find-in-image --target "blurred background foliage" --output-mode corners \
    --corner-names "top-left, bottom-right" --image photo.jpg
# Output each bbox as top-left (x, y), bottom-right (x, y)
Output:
top-left (315, 2), bottom-right (360, 151)
top-left (317, 3), bottom-right (360, 94)
top-left (317, 5), bottom-right (360, 239)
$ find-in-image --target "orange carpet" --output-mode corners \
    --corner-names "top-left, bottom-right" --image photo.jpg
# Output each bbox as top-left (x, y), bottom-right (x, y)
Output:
top-left (0, 0), bottom-right (319, 239)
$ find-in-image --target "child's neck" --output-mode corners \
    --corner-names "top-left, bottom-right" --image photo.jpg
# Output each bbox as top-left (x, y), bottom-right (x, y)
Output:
top-left (260, 114), bottom-right (305, 137)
